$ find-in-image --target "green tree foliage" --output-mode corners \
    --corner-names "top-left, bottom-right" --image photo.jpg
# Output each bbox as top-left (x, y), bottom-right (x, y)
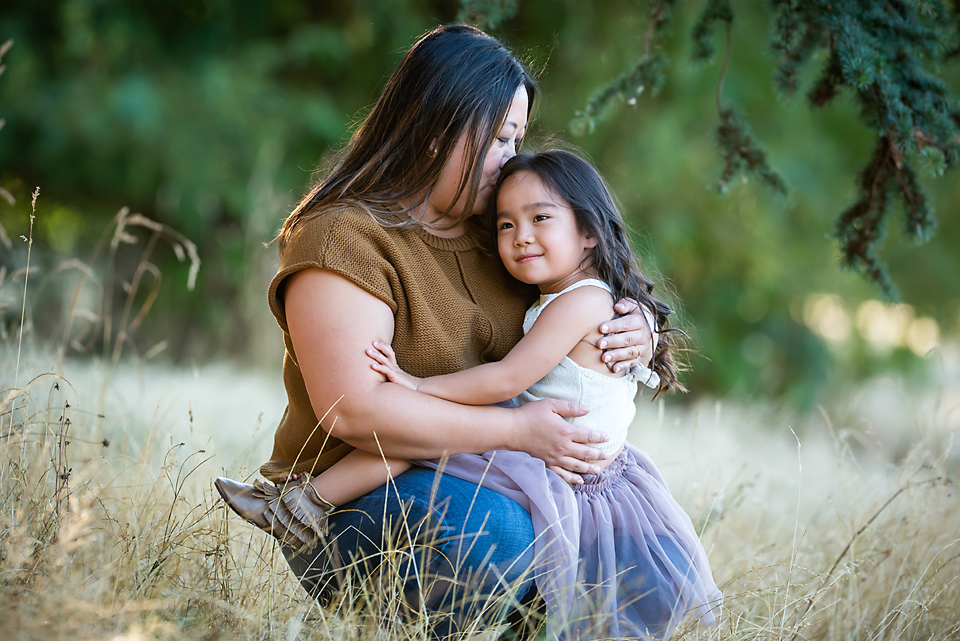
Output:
top-left (470, 0), bottom-right (960, 300)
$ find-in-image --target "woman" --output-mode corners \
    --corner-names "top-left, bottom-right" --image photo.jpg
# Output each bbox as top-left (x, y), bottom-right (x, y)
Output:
top-left (216, 24), bottom-right (653, 637)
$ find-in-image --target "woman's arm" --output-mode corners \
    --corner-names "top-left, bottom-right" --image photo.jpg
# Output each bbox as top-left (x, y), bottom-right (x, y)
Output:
top-left (285, 268), bottom-right (611, 483)
top-left (368, 286), bottom-right (614, 406)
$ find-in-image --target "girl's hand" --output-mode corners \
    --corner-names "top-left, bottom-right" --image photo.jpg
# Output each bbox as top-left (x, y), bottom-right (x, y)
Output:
top-left (597, 299), bottom-right (655, 373)
top-left (511, 399), bottom-right (609, 485)
top-left (367, 341), bottom-right (422, 391)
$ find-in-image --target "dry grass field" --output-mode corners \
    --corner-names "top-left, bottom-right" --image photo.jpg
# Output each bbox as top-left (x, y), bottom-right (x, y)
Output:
top-left (2, 341), bottom-right (958, 640)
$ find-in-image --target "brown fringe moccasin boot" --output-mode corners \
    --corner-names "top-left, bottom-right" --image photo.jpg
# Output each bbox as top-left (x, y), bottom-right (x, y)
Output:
top-left (214, 476), bottom-right (335, 552)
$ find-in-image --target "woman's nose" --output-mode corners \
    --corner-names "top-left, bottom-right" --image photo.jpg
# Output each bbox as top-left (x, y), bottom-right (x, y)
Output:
top-left (500, 143), bottom-right (517, 168)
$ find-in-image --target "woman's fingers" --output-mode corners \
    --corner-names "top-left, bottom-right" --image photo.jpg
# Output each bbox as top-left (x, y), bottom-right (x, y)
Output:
top-left (598, 327), bottom-right (652, 350)
top-left (563, 456), bottom-right (601, 475)
top-left (602, 346), bottom-right (641, 373)
top-left (516, 400), bottom-right (612, 480)
top-left (548, 464), bottom-right (584, 486)
top-left (550, 400), bottom-right (590, 420)
top-left (599, 300), bottom-right (654, 369)
top-left (598, 324), bottom-right (654, 372)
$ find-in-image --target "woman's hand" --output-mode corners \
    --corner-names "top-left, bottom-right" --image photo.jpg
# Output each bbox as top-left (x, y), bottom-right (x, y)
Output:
top-left (511, 399), bottom-right (609, 485)
top-left (597, 299), bottom-right (655, 373)
top-left (367, 341), bottom-right (422, 391)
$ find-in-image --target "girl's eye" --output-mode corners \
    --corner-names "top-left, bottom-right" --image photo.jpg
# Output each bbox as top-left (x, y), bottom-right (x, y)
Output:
top-left (533, 214), bottom-right (549, 222)
top-left (498, 222), bottom-right (514, 231)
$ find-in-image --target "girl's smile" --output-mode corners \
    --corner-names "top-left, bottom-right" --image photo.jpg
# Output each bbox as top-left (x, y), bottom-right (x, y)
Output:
top-left (495, 170), bottom-right (597, 294)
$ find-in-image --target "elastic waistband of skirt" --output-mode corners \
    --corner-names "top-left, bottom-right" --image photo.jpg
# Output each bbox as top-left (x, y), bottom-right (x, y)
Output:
top-left (574, 448), bottom-right (628, 494)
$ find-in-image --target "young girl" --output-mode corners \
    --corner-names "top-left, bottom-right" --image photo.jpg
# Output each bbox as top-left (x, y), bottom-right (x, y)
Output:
top-left (222, 149), bottom-right (721, 638)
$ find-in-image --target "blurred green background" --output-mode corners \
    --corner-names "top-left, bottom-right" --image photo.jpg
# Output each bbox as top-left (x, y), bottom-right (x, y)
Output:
top-left (2, 0), bottom-right (958, 409)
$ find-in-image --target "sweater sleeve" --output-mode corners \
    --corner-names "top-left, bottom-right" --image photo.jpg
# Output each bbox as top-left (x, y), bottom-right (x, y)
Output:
top-left (267, 207), bottom-right (400, 333)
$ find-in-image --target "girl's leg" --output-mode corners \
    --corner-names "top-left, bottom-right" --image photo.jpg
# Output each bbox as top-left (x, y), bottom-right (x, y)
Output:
top-left (309, 448), bottom-right (411, 506)
top-left (284, 467), bottom-right (538, 638)
top-left (215, 452), bottom-right (413, 552)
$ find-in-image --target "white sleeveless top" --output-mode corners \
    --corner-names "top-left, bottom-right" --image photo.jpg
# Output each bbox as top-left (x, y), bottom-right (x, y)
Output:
top-left (516, 279), bottom-right (656, 455)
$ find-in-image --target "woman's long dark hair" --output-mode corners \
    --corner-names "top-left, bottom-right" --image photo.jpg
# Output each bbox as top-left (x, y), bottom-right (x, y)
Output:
top-left (276, 24), bottom-right (536, 254)
top-left (492, 149), bottom-right (687, 395)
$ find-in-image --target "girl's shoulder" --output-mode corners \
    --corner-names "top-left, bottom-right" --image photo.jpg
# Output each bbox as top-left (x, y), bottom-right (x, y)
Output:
top-left (527, 279), bottom-right (615, 329)
top-left (552, 281), bottom-right (615, 314)
top-left (558, 278), bottom-right (613, 297)
top-left (542, 279), bottom-right (614, 309)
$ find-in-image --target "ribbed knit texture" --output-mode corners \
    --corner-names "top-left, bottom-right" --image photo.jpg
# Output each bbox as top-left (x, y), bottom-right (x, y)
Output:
top-left (260, 207), bottom-right (533, 482)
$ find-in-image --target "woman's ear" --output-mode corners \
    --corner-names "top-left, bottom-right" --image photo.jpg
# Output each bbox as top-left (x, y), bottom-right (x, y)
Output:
top-left (584, 233), bottom-right (598, 249)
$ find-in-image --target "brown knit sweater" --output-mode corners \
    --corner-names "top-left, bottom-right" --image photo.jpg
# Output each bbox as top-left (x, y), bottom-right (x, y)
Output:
top-left (260, 207), bottom-right (533, 481)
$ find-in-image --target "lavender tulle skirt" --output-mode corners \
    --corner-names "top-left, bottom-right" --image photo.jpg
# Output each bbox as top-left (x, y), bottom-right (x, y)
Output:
top-left (418, 445), bottom-right (721, 639)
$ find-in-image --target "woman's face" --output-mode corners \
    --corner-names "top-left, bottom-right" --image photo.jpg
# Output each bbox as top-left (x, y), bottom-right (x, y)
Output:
top-left (428, 85), bottom-right (529, 228)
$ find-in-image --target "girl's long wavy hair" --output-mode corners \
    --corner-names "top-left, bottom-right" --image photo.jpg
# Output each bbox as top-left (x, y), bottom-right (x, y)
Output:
top-left (275, 24), bottom-right (536, 255)
top-left (491, 149), bottom-right (688, 395)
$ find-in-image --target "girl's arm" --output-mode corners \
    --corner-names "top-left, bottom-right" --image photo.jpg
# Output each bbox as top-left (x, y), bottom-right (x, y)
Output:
top-left (368, 285), bottom-right (617, 406)
top-left (285, 268), bottom-right (610, 484)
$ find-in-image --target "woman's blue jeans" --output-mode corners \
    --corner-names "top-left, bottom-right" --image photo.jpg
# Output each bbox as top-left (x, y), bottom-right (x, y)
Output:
top-left (282, 467), bottom-right (538, 638)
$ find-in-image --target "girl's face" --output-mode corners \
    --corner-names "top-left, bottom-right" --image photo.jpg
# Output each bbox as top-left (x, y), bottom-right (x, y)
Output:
top-left (427, 86), bottom-right (528, 233)
top-left (495, 170), bottom-right (597, 294)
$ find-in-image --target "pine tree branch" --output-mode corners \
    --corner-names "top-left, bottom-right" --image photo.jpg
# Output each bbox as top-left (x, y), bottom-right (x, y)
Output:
top-left (836, 137), bottom-right (898, 300)
top-left (715, 21), bottom-right (733, 113)
top-left (710, 8), bottom-right (788, 194)
top-left (692, 0), bottom-right (735, 62)
top-left (569, 1), bottom-right (677, 135)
